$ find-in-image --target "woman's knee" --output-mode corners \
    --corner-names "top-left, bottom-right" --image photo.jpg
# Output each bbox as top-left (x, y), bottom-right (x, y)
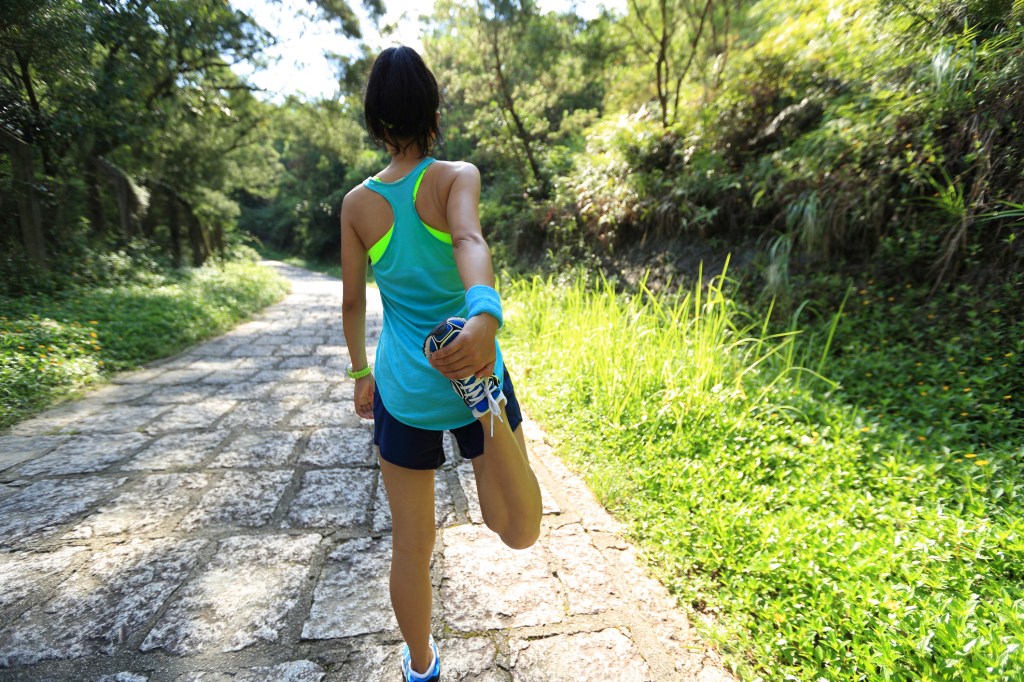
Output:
top-left (392, 527), bottom-right (436, 561)
top-left (500, 520), bottom-right (541, 550)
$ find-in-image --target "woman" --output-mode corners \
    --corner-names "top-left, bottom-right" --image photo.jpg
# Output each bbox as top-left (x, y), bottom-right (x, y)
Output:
top-left (340, 46), bottom-right (543, 682)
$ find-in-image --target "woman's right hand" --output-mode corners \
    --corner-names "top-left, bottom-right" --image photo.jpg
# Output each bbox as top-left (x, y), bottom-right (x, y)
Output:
top-left (354, 375), bottom-right (375, 419)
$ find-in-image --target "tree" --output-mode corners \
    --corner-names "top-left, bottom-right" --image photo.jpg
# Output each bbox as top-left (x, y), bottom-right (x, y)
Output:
top-left (623, 0), bottom-right (737, 127)
top-left (424, 1), bottom-right (611, 200)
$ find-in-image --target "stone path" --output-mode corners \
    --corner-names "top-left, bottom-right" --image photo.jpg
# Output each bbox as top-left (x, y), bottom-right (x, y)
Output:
top-left (0, 263), bottom-right (735, 682)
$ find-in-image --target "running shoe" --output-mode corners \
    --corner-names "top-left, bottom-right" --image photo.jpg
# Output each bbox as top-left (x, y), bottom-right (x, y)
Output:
top-left (401, 636), bottom-right (440, 682)
top-left (424, 317), bottom-right (506, 424)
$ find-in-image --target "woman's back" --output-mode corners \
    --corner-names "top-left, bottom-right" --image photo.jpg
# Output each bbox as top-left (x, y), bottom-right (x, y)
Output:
top-left (346, 156), bottom-right (503, 430)
top-left (346, 158), bottom-right (472, 251)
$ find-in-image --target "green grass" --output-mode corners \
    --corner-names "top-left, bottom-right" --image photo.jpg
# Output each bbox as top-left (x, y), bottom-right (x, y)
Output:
top-left (500, 268), bottom-right (1023, 681)
top-left (0, 261), bottom-right (289, 430)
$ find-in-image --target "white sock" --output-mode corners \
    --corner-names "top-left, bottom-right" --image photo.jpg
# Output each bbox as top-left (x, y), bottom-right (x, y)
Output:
top-left (409, 649), bottom-right (436, 680)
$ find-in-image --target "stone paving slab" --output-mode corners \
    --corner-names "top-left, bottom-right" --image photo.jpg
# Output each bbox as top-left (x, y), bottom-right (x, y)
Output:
top-left (0, 546), bottom-right (90, 616)
top-left (0, 537), bottom-right (208, 666)
top-left (302, 537), bottom-right (396, 640)
top-left (301, 427), bottom-right (373, 467)
top-left (286, 469), bottom-right (375, 529)
top-left (0, 263), bottom-right (735, 681)
top-left (209, 431), bottom-right (301, 468)
top-left (443, 523), bottom-right (566, 631)
top-left (0, 435), bottom-right (68, 465)
top-left (0, 477), bottom-right (128, 549)
top-left (177, 471), bottom-right (292, 530)
top-left (11, 433), bottom-right (149, 478)
top-left (140, 534), bottom-right (322, 657)
top-left (120, 432), bottom-right (227, 472)
top-left (63, 473), bottom-right (209, 539)
top-left (510, 629), bottom-right (653, 681)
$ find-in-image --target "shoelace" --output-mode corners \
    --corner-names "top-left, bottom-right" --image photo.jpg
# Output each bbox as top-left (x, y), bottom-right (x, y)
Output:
top-left (453, 377), bottom-right (504, 437)
top-left (482, 381), bottom-right (504, 438)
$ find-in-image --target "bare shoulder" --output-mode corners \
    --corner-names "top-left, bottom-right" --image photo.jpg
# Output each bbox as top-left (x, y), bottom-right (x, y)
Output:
top-left (341, 183), bottom-right (381, 222)
top-left (432, 160), bottom-right (479, 183)
top-left (342, 183), bottom-right (374, 209)
top-left (432, 161), bottom-right (479, 204)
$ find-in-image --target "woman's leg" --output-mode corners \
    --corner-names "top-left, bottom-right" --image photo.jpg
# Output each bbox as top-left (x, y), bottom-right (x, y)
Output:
top-left (379, 454), bottom-right (436, 674)
top-left (470, 407), bottom-right (542, 549)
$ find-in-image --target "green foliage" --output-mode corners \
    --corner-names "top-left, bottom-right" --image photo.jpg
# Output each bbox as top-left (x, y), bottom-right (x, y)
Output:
top-left (237, 97), bottom-right (384, 261)
top-left (0, 315), bottom-right (103, 429)
top-left (502, 272), bottom-right (1024, 680)
top-left (0, 232), bottom-right (173, 299)
top-left (513, 0), bottom-right (1023, 284)
top-left (0, 261), bottom-right (289, 429)
top-left (423, 0), bottom-right (614, 251)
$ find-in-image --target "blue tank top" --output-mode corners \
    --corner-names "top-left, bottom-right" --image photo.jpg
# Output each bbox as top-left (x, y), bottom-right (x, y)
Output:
top-left (363, 157), bottom-right (504, 430)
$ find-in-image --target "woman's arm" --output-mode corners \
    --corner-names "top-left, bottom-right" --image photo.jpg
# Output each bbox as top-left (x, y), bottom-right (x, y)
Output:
top-left (428, 163), bottom-right (500, 381)
top-left (340, 190), bottom-right (375, 418)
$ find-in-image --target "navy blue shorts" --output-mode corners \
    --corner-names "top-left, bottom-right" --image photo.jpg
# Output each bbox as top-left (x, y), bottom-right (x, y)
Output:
top-left (373, 372), bottom-right (524, 470)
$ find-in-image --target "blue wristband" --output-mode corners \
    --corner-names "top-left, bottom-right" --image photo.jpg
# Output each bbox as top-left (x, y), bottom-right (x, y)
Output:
top-left (466, 285), bottom-right (503, 328)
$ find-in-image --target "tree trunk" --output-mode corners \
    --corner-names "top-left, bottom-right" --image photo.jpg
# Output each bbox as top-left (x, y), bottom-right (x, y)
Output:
top-left (485, 21), bottom-right (550, 198)
top-left (186, 207), bottom-right (206, 267)
top-left (141, 195), bottom-right (158, 238)
top-left (96, 156), bottom-right (142, 241)
top-left (167, 191), bottom-right (182, 268)
top-left (0, 128), bottom-right (47, 269)
top-left (85, 157), bottom-right (106, 236)
top-left (211, 223), bottom-right (225, 256)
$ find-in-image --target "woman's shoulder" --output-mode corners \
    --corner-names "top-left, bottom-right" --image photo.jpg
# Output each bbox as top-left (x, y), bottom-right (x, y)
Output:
top-left (341, 182), bottom-right (382, 219)
top-left (428, 161), bottom-right (480, 199)
top-left (430, 159), bottom-right (479, 180)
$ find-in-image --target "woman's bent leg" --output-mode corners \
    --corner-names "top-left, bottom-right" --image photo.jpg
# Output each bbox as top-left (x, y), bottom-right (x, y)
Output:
top-left (379, 454), bottom-right (436, 674)
top-left (470, 408), bottom-right (542, 549)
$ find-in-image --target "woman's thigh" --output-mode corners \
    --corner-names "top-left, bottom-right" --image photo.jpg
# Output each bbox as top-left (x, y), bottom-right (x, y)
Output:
top-left (379, 452), bottom-right (436, 554)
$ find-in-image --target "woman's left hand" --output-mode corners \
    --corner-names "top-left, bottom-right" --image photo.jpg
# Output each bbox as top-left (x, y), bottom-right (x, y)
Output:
top-left (428, 314), bottom-right (498, 380)
top-left (354, 374), bottom-right (375, 419)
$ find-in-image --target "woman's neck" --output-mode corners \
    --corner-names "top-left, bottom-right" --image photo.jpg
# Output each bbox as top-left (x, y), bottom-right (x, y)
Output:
top-left (386, 141), bottom-right (428, 162)
top-left (376, 147), bottom-right (429, 182)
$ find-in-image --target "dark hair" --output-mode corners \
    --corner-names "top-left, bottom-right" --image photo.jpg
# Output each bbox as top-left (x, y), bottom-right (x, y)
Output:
top-left (364, 46), bottom-right (441, 155)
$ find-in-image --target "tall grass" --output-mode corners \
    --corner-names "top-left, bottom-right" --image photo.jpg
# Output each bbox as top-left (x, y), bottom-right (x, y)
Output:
top-left (506, 261), bottom-right (836, 445)
top-left (501, 268), bottom-right (1024, 681)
